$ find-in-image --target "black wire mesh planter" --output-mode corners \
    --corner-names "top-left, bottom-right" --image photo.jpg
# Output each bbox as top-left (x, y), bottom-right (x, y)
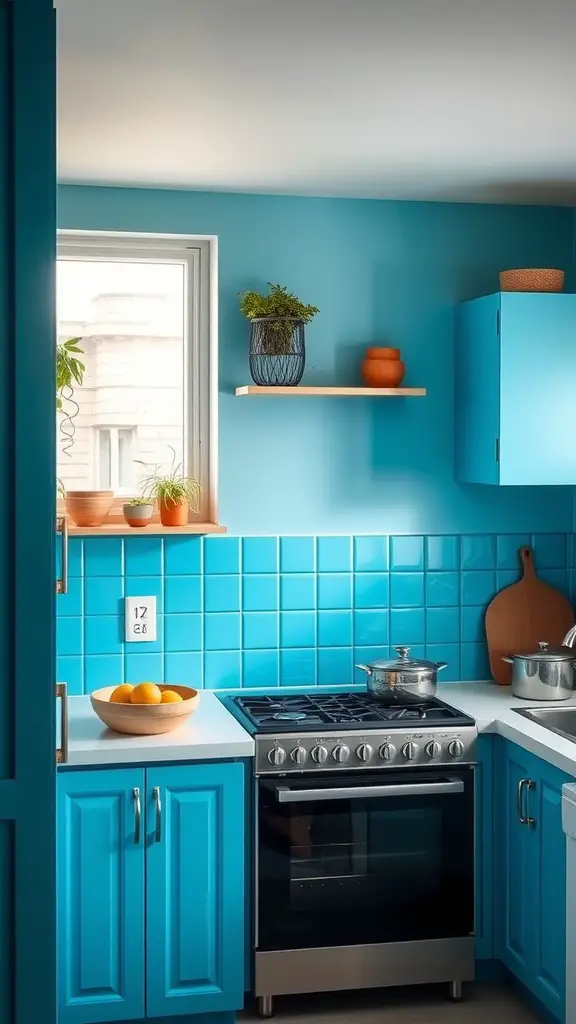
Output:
top-left (249, 316), bottom-right (305, 386)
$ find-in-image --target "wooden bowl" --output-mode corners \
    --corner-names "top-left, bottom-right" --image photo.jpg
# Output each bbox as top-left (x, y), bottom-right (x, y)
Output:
top-left (90, 685), bottom-right (200, 735)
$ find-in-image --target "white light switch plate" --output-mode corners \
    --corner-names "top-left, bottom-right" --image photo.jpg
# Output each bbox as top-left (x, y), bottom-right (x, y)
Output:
top-left (125, 596), bottom-right (157, 642)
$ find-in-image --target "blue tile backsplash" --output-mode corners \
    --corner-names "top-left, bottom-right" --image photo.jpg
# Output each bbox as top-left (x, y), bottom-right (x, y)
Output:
top-left (56, 533), bottom-right (575, 695)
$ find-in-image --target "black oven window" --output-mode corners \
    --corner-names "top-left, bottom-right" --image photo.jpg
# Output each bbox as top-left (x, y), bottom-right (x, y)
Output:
top-left (257, 771), bottom-right (474, 951)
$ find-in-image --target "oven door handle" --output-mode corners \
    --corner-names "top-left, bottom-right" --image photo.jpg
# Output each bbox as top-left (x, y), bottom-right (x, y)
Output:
top-left (274, 779), bottom-right (464, 803)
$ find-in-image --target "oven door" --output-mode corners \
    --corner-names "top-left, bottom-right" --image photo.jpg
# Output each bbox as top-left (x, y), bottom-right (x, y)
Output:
top-left (256, 766), bottom-right (474, 952)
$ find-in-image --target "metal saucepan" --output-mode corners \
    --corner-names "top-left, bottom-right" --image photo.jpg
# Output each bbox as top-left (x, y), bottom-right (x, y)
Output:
top-left (355, 645), bottom-right (448, 699)
top-left (502, 641), bottom-right (576, 701)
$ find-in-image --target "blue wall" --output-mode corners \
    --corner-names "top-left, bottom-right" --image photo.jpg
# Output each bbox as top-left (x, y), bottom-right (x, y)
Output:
top-left (58, 186), bottom-right (574, 536)
top-left (57, 532), bottom-right (576, 694)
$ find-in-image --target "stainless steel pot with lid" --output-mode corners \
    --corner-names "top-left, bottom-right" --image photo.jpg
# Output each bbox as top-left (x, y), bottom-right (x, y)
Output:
top-left (355, 645), bottom-right (448, 699)
top-left (503, 641), bottom-right (576, 701)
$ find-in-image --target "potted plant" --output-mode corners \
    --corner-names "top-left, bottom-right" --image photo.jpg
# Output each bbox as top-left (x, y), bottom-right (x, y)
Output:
top-left (57, 336), bottom-right (85, 456)
top-left (239, 282), bottom-right (319, 386)
top-left (123, 497), bottom-right (155, 529)
top-left (56, 337), bottom-right (114, 527)
top-left (138, 448), bottom-right (201, 527)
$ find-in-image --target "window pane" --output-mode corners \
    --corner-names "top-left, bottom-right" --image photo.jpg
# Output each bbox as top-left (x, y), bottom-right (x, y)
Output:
top-left (98, 428), bottom-right (111, 489)
top-left (118, 429), bottom-right (134, 490)
top-left (57, 258), bottom-right (186, 493)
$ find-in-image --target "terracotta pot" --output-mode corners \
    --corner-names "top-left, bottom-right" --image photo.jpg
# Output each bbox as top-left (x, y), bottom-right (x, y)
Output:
top-left (123, 503), bottom-right (155, 528)
top-left (65, 491), bottom-right (114, 527)
top-left (159, 497), bottom-right (189, 527)
top-left (361, 347), bottom-right (405, 388)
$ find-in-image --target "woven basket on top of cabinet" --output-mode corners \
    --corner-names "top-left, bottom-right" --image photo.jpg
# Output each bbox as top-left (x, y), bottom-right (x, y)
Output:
top-left (499, 268), bottom-right (565, 292)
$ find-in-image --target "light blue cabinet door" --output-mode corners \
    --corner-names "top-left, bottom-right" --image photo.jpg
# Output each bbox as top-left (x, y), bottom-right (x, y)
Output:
top-left (146, 761), bottom-right (245, 1018)
top-left (500, 293), bottom-right (576, 485)
top-left (494, 739), bottom-right (535, 986)
top-left (58, 770), bottom-right (146, 1024)
top-left (530, 756), bottom-right (570, 1020)
top-left (455, 292), bottom-right (576, 485)
top-left (474, 736), bottom-right (494, 959)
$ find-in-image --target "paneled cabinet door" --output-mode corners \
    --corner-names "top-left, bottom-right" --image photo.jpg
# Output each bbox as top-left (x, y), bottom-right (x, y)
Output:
top-left (57, 769), bottom-right (146, 1024)
top-left (145, 762), bottom-right (245, 1018)
top-left (494, 739), bottom-right (536, 987)
top-left (531, 757), bottom-right (569, 1021)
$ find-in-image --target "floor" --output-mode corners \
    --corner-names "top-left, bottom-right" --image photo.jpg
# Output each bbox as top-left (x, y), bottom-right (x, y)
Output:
top-left (242, 982), bottom-right (543, 1023)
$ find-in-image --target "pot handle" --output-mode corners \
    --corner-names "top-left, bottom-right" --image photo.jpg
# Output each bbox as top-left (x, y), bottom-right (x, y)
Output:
top-left (437, 663), bottom-right (448, 672)
top-left (355, 664), bottom-right (373, 677)
top-left (502, 656), bottom-right (514, 664)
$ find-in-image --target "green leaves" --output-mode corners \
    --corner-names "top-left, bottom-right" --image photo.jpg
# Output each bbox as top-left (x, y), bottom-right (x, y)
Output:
top-left (57, 336), bottom-right (86, 396)
top-left (239, 282), bottom-right (319, 325)
top-left (135, 447), bottom-right (201, 512)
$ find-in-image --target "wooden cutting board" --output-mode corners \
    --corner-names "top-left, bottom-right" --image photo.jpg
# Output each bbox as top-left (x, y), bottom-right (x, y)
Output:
top-left (485, 546), bottom-right (574, 685)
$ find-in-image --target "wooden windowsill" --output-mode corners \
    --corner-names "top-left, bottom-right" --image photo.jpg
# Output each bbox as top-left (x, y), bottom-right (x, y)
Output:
top-left (66, 522), bottom-right (226, 536)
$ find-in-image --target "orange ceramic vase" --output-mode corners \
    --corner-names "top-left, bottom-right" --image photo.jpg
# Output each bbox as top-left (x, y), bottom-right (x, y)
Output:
top-left (361, 347), bottom-right (405, 388)
top-left (159, 498), bottom-right (188, 527)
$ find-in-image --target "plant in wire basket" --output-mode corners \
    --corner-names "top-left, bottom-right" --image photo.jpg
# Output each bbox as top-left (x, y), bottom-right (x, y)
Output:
top-left (239, 283), bottom-right (319, 386)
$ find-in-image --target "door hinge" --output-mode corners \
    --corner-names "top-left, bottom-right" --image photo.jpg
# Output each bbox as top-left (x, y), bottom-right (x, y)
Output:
top-left (495, 438), bottom-right (500, 463)
top-left (496, 309), bottom-right (500, 336)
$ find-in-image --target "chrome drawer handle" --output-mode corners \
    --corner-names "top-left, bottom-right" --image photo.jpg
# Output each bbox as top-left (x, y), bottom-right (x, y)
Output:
top-left (56, 516), bottom-right (68, 595)
top-left (153, 786), bottom-right (162, 843)
top-left (56, 682), bottom-right (68, 764)
top-left (132, 788), bottom-right (141, 844)
top-left (517, 778), bottom-right (536, 827)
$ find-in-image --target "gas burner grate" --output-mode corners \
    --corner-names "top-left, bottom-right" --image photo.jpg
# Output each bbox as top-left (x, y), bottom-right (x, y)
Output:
top-left (233, 691), bottom-right (468, 731)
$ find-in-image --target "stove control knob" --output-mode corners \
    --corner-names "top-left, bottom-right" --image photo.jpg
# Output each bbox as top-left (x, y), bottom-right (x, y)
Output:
top-left (290, 745), bottom-right (307, 766)
top-left (379, 742), bottom-right (396, 761)
top-left (402, 741), bottom-right (419, 761)
top-left (425, 740), bottom-right (442, 759)
top-left (448, 739), bottom-right (465, 758)
top-left (356, 743), bottom-right (373, 763)
top-left (332, 744), bottom-right (350, 764)
top-left (311, 745), bottom-right (328, 764)
top-left (267, 746), bottom-right (286, 766)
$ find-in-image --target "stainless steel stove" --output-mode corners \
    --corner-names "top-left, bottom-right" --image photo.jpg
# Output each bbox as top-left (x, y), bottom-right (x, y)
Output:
top-left (228, 689), bottom-right (477, 776)
top-left (223, 689), bottom-right (478, 1016)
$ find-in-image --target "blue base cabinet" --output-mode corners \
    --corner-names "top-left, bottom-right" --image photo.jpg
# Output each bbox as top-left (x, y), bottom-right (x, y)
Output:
top-left (495, 738), bottom-right (571, 1020)
top-left (146, 764), bottom-right (245, 1018)
top-left (57, 769), bottom-right (146, 1024)
top-left (58, 761), bottom-right (245, 1024)
top-left (455, 292), bottom-right (576, 485)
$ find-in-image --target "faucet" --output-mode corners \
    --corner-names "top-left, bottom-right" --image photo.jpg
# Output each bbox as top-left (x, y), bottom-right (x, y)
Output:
top-left (563, 626), bottom-right (576, 648)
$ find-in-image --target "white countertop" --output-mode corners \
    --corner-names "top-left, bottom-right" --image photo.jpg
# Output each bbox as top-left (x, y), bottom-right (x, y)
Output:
top-left (62, 691), bottom-right (254, 767)
top-left (61, 681), bottom-right (576, 777)
top-left (438, 682), bottom-right (576, 777)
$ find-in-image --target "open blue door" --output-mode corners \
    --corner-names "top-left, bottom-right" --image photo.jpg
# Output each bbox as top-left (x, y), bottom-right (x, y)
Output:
top-left (0, 1), bottom-right (56, 1022)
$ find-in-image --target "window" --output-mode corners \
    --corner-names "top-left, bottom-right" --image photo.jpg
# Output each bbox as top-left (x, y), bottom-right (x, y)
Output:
top-left (56, 232), bottom-right (216, 523)
top-left (96, 427), bottom-right (136, 493)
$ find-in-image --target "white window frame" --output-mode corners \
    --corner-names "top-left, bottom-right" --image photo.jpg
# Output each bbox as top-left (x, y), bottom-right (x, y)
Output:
top-left (95, 426), bottom-right (136, 495)
top-left (57, 230), bottom-right (218, 525)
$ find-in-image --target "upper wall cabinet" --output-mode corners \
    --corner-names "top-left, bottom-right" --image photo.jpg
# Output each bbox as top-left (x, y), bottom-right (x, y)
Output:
top-left (455, 292), bottom-right (576, 486)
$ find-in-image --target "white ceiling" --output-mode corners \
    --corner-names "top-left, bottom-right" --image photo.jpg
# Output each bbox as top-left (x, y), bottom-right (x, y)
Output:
top-left (56, 0), bottom-right (576, 204)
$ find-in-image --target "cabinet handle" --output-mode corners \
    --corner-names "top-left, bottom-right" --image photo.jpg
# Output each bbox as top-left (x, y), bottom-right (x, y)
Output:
top-left (517, 778), bottom-right (536, 827)
top-left (56, 682), bottom-right (68, 764)
top-left (153, 786), bottom-right (162, 843)
top-left (132, 788), bottom-right (141, 844)
top-left (56, 516), bottom-right (68, 595)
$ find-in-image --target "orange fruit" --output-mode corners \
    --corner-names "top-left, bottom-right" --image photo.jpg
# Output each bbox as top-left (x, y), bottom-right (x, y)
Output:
top-left (161, 689), bottom-right (183, 704)
top-left (130, 682), bottom-right (162, 705)
top-left (110, 684), bottom-right (134, 704)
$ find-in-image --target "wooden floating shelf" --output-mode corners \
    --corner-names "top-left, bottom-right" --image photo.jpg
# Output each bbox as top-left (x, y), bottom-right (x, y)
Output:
top-left (67, 522), bottom-right (227, 537)
top-left (235, 385), bottom-right (427, 397)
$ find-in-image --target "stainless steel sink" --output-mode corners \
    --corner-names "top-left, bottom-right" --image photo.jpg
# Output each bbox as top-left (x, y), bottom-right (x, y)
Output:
top-left (514, 706), bottom-right (576, 743)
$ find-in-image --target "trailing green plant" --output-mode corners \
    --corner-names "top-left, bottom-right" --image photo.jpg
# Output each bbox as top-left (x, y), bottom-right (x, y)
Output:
top-left (136, 447), bottom-right (201, 511)
top-left (239, 283), bottom-right (319, 355)
top-left (57, 337), bottom-right (85, 457)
